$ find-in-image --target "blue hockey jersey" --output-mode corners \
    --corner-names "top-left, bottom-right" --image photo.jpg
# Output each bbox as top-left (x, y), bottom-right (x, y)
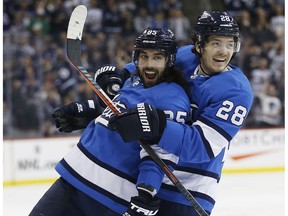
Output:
top-left (55, 77), bottom-right (190, 214)
top-left (124, 45), bottom-right (254, 213)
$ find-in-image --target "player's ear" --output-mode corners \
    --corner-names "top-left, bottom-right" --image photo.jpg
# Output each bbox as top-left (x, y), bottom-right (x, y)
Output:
top-left (195, 43), bottom-right (201, 53)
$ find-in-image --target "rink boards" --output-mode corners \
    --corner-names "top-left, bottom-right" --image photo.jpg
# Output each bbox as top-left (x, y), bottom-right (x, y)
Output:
top-left (3, 128), bottom-right (285, 186)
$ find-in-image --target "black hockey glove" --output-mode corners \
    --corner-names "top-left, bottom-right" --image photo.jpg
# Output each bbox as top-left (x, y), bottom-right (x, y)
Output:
top-left (94, 65), bottom-right (130, 99)
top-left (109, 103), bottom-right (166, 143)
top-left (52, 99), bottom-right (102, 133)
top-left (123, 184), bottom-right (160, 216)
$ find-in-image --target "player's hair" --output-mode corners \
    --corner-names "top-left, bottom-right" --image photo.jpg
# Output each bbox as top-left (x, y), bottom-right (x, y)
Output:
top-left (159, 67), bottom-right (191, 99)
top-left (191, 11), bottom-right (241, 55)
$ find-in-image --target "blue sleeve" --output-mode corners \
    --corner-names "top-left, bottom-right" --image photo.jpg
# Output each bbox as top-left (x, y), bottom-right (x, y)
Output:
top-left (136, 146), bottom-right (178, 194)
top-left (123, 62), bottom-right (136, 74)
top-left (136, 84), bottom-right (190, 193)
top-left (157, 71), bottom-right (254, 164)
top-left (136, 160), bottom-right (164, 193)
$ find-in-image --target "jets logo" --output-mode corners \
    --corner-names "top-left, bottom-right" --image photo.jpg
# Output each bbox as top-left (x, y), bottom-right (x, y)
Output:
top-left (102, 101), bottom-right (126, 119)
top-left (133, 80), bottom-right (141, 87)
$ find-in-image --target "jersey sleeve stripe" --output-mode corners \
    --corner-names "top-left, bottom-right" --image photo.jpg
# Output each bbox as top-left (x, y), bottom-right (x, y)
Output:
top-left (194, 124), bottom-right (214, 159)
top-left (141, 156), bottom-right (177, 167)
top-left (194, 120), bottom-right (230, 158)
top-left (198, 116), bottom-right (232, 141)
top-left (59, 159), bottom-right (129, 207)
top-left (162, 170), bottom-right (217, 205)
top-left (77, 142), bottom-right (136, 182)
top-left (175, 166), bottom-right (220, 181)
top-left (140, 145), bottom-right (179, 164)
top-left (60, 144), bottom-right (138, 202)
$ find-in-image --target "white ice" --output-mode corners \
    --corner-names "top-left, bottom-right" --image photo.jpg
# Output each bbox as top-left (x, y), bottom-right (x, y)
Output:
top-left (3, 172), bottom-right (285, 216)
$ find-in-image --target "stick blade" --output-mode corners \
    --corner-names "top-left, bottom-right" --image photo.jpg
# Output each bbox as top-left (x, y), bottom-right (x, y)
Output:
top-left (67, 5), bottom-right (87, 40)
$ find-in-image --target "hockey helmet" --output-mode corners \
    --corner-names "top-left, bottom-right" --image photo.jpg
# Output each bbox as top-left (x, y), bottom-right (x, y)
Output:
top-left (132, 27), bottom-right (177, 67)
top-left (193, 11), bottom-right (241, 52)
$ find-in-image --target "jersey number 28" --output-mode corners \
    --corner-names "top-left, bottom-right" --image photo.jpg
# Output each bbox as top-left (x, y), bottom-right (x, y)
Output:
top-left (216, 100), bottom-right (247, 126)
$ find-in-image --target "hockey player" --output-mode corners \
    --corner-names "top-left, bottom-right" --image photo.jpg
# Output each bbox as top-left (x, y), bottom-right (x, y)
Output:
top-left (110, 11), bottom-right (254, 215)
top-left (50, 11), bottom-right (254, 215)
top-left (39, 12), bottom-right (254, 216)
top-left (29, 27), bottom-right (191, 216)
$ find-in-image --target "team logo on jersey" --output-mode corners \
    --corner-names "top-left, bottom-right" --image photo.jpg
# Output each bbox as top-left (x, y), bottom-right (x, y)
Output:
top-left (96, 101), bottom-right (126, 126)
top-left (133, 80), bottom-right (141, 87)
top-left (101, 101), bottom-right (126, 119)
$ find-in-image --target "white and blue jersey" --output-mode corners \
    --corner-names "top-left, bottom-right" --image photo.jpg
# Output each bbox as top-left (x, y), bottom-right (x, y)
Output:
top-left (124, 45), bottom-right (254, 213)
top-left (55, 77), bottom-right (190, 214)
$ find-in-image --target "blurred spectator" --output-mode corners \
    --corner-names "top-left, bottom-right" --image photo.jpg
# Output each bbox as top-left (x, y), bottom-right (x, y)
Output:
top-left (102, 0), bottom-right (124, 34)
top-left (237, 9), bottom-right (253, 38)
top-left (46, 0), bottom-right (70, 38)
top-left (11, 79), bottom-right (40, 131)
top-left (269, 3), bottom-right (284, 39)
top-left (251, 0), bottom-right (272, 14)
top-left (122, 8), bottom-right (135, 36)
top-left (3, 1), bottom-right (285, 138)
top-left (240, 41), bottom-right (261, 79)
top-left (3, 101), bottom-right (10, 136)
top-left (150, 11), bottom-right (169, 29)
top-left (251, 7), bottom-right (277, 48)
top-left (168, 8), bottom-right (190, 42)
top-left (163, 0), bottom-right (182, 12)
top-left (85, 31), bottom-right (110, 70)
top-left (252, 84), bottom-right (283, 127)
top-left (3, 11), bottom-right (11, 31)
top-left (250, 57), bottom-right (271, 95)
top-left (86, 0), bottom-right (103, 34)
top-left (55, 66), bottom-right (77, 98)
top-left (146, 0), bottom-right (163, 15)
top-left (115, 36), bottom-right (135, 68)
top-left (22, 63), bottom-right (40, 98)
top-left (224, 0), bottom-right (248, 12)
top-left (28, 2), bottom-right (50, 36)
top-left (119, 0), bottom-right (137, 15)
top-left (133, 8), bottom-right (152, 34)
top-left (41, 73), bottom-right (62, 137)
top-left (267, 40), bottom-right (284, 83)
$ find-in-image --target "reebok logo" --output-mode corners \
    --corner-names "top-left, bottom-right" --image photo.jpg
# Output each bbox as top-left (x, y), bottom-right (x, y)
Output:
top-left (137, 103), bottom-right (151, 132)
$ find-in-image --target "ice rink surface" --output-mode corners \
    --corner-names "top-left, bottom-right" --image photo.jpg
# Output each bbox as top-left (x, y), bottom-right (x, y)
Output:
top-left (3, 172), bottom-right (285, 216)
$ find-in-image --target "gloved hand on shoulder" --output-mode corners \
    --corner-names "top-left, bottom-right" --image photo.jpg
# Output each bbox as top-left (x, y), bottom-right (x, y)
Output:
top-left (109, 103), bottom-right (166, 143)
top-left (52, 99), bottom-right (102, 132)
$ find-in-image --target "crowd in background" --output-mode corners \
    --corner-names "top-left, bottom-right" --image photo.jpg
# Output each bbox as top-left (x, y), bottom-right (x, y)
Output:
top-left (3, 0), bottom-right (285, 138)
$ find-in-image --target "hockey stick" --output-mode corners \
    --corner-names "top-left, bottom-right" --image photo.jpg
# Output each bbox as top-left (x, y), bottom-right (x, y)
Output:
top-left (66, 5), bottom-right (209, 216)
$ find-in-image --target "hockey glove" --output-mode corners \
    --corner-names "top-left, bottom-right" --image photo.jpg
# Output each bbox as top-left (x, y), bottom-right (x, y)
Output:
top-left (94, 65), bottom-right (130, 99)
top-left (52, 99), bottom-right (101, 132)
top-left (123, 184), bottom-right (160, 216)
top-left (109, 103), bottom-right (166, 143)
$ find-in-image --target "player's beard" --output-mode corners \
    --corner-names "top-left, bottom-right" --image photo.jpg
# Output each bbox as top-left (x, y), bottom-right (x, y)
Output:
top-left (138, 67), bottom-right (164, 87)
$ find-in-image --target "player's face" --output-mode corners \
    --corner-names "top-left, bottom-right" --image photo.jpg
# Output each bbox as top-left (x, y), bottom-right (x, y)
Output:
top-left (137, 49), bottom-right (166, 87)
top-left (199, 35), bottom-right (235, 75)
